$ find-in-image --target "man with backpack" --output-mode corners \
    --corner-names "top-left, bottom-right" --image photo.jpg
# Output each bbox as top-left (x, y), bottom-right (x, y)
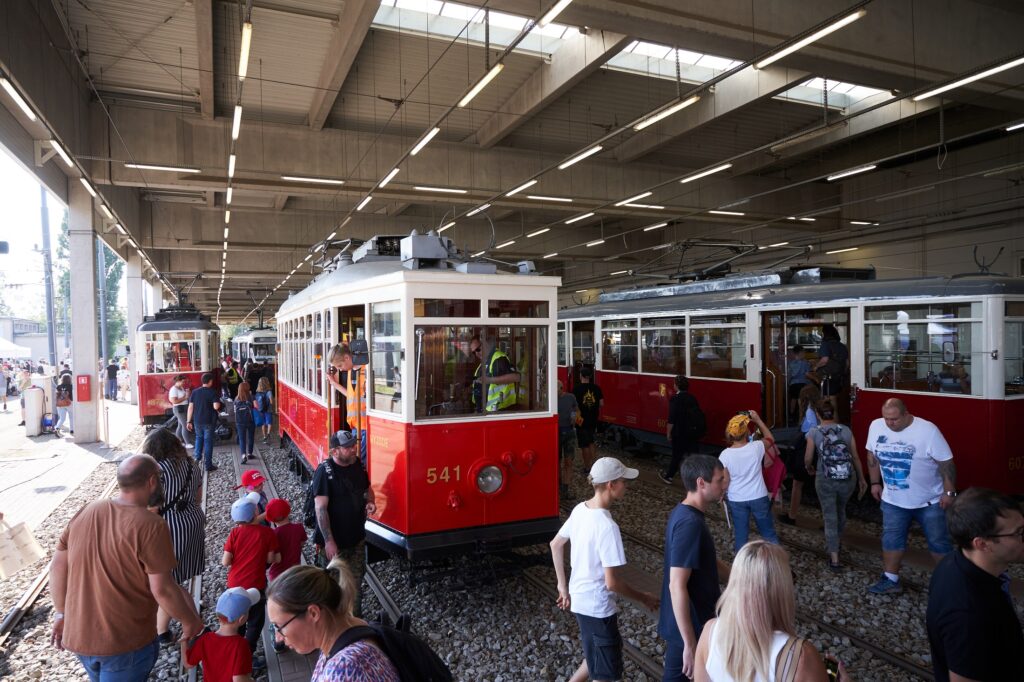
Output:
top-left (660, 376), bottom-right (706, 484)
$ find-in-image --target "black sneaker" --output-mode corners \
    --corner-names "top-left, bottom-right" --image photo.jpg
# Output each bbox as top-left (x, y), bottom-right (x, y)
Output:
top-left (18, 421), bottom-right (25, 426)
top-left (158, 631), bottom-right (174, 646)
top-left (206, 464), bottom-right (219, 472)
top-left (778, 513), bottom-right (798, 526)
top-left (658, 473), bottom-right (673, 485)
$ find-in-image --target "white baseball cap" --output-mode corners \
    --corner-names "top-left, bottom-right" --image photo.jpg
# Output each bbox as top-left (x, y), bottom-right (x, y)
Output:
top-left (590, 457), bottom-right (639, 485)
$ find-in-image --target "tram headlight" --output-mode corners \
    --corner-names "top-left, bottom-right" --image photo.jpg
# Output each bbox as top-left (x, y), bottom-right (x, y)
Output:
top-left (476, 465), bottom-right (503, 494)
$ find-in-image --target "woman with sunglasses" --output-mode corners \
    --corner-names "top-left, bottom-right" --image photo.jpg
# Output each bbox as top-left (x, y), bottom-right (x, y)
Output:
top-left (266, 559), bottom-right (399, 681)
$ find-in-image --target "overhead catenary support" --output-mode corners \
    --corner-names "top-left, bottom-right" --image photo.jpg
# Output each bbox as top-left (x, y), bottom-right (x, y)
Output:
top-left (307, 0), bottom-right (379, 131)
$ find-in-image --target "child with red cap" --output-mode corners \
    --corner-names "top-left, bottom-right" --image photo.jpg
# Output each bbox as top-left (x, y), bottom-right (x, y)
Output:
top-left (234, 469), bottom-right (268, 524)
top-left (264, 497), bottom-right (307, 652)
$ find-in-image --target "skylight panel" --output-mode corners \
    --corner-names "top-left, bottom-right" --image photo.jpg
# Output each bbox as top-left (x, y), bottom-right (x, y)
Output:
top-left (672, 49), bottom-right (703, 65)
top-left (847, 85), bottom-right (886, 100)
top-left (830, 82), bottom-right (856, 94)
top-left (633, 41), bottom-right (673, 59)
top-left (439, 3), bottom-right (485, 22)
top-left (695, 54), bottom-right (735, 70)
top-left (487, 11), bottom-right (529, 31)
top-left (395, 0), bottom-right (444, 13)
top-left (531, 21), bottom-right (570, 38)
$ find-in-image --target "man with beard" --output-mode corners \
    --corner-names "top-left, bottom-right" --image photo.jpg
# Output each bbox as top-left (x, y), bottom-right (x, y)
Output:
top-left (49, 454), bottom-right (203, 680)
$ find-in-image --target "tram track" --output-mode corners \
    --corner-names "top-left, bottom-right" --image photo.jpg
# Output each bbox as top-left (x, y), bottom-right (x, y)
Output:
top-left (176, 467), bottom-right (210, 682)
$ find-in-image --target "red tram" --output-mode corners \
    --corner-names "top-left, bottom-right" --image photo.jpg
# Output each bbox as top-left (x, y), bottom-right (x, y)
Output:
top-left (135, 303), bottom-right (221, 425)
top-left (275, 234), bottom-right (561, 560)
top-left (558, 268), bottom-right (1024, 493)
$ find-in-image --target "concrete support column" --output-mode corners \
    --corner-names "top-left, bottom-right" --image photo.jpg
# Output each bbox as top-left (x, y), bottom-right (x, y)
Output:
top-left (126, 254), bottom-right (144, 406)
top-left (148, 278), bottom-right (164, 316)
top-left (68, 183), bottom-right (99, 443)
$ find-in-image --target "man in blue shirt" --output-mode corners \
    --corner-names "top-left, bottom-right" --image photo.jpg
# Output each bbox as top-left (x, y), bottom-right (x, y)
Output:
top-left (659, 455), bottom-right (729, 682)
top-left (186, 372), bottom-right (222, 472)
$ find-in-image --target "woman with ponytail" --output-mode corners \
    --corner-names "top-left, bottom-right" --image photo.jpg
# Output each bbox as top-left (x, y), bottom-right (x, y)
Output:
top-left (266, 559), bottom-right (399, 681)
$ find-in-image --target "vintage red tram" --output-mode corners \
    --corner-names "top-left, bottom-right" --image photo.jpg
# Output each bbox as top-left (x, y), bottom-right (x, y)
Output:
top-left (135, 303), bottom-right (221, 425)
top-left (275, 233), bottom-right (561, 560)
top-left (558, 269), bottom-right (1024, 493)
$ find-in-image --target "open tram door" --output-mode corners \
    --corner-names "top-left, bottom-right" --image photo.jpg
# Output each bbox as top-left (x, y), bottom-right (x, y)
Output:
top-left (760, 308), bottom-right (851, 433)
top-left (329, 304), bottom-right (367, 435)
top-left (569, 320), bottom-right (595, 390)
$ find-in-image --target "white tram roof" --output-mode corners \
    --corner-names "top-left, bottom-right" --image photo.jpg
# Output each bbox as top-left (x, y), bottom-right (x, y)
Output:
top-left (559, 272), bottom-right (1024, 320)
top-left (278, 258), bottom-right (561, 319)
top-left (137, 304), bottom-right (219, 333)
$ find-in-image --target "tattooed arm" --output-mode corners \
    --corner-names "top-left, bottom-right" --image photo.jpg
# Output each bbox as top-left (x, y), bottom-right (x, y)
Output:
top-left (315, 495), bottom-right (337, 559)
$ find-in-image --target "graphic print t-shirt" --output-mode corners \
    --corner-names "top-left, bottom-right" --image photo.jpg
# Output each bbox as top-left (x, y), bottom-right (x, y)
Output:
top-left (572, 383), bottom-right (604, 428)
top-left (866, 416), bottom-right (952, 508)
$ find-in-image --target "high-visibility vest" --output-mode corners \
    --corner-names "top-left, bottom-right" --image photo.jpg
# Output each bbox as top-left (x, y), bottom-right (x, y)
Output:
top-left (484, 350), bottom-right (517, 412)
top-left (226, 368), bottom-right (241, 385)
top-left (346, 368), bottom-right (366, 429)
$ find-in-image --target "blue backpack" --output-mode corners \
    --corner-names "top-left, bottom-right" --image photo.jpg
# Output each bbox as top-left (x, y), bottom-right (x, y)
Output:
top-left (255, 391), bottom-right (269, 413)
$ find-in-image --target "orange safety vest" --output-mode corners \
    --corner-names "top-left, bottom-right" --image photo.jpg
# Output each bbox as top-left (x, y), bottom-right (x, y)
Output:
top-left (346, 368), bottom-right (366, 430)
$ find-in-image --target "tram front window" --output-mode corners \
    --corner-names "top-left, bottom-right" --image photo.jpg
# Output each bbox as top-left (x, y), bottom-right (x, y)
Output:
top-left (413, 325), bottom-right (548, 418)
top-left (144, 334), bottom-right (202, 373)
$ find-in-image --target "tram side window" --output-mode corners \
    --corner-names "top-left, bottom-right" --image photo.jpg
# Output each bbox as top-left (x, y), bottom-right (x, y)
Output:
top-left (413, 325), bottom-right (548, 419)
top-left (602, 319), bottom-right (638, 372)
top-left (370, 301), bottom-right (402, 415)
top-left (314, 312), bottom-right (324, 397)
top-left (557, 323), bottom-right (567, 366)
top-left (641, 317), bottom-right (686, 375)
top-left (1005, 302), bottom-right (1024, 396)
top-left (689, 315), bottom-right (746, 380)
top-left (864, 303), bottom-right (983, 396)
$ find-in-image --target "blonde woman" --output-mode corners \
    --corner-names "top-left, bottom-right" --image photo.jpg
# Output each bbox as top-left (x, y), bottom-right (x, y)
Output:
top-left (254, 376), bottom-right (274, 442)
top-left (694, 541), bottom-right (847, 681)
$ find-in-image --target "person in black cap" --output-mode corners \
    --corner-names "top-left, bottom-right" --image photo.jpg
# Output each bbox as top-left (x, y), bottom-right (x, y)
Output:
top-left (312, 430), bottom-right (376, 617)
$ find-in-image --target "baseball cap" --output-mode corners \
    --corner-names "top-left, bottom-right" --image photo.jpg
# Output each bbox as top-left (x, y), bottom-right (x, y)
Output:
top-left (216, 587), bottom-right (260, 622)
top-left (726, 414), bottom-right (751, 439)
top-left (230, 492), bottom-right (262, 522)
top-left (330, 430), bottom-right (357, 449)
top-left (234, 469), bottom-right (266, 490)
top-left (265, 497), bottom-right (291, 523)
top-left (589, 457), bottom-right (639, 485)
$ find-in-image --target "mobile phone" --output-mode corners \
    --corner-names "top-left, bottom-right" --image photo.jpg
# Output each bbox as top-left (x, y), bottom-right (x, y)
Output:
top-left (825, 658), bottom-right (839, 681)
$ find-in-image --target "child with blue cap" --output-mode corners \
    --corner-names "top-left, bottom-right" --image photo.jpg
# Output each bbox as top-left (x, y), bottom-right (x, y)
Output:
top-left (224, 491), bottom-right (280, 662)
top-left (183, 586), bottom-right (260, 682)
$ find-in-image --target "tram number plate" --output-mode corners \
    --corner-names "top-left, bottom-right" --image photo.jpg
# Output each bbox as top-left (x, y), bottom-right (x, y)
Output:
top-left (1009, 456), bottom-right (1024, 472)
top-left (426, 466), bottom-right (461, 484)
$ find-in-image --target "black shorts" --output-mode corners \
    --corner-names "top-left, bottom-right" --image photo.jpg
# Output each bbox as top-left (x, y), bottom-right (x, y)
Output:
top-left (575, 613), bottom-right (623, 681)
top-left (576, 426), bottom-right (596, 448)
top-left (820, 373), bottom-right (843, 397)
top-left (787, 383), bottom-right (807, 401)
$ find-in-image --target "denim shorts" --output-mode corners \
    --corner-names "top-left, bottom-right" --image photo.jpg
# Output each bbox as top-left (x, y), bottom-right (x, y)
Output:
top-left (881, 500), bottom-right (952, 554)
top-left (559, 429), bottom-right (577, 459)
top-left (575, 613), bottom-right (623, 681)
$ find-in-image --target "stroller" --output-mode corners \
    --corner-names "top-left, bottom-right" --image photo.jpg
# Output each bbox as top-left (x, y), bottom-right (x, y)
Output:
top-left (40, 412), bottom-right (59, 437)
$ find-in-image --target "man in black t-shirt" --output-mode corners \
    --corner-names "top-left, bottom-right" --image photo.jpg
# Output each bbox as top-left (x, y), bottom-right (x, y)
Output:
top-left (104, 360), bottom-right (119, 400)
top-left (313, 430), bottom-right (376, 616)
top-left (660, 375), bottom-right (702, 484)
top-left (186, 373), bottom-right (222, 472)
top-left (926, 487), bottom-right (1024, 682)
top-left (572, 369), bottom-right (604, 470)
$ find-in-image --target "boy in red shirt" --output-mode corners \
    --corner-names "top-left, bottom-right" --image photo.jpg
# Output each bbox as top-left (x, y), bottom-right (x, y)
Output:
top-left (223, 492), bottom-right (280, 655)
top-left (265, 497), bottom-right (307, 652)
top-left (183, 587), bottom-right (258, 682)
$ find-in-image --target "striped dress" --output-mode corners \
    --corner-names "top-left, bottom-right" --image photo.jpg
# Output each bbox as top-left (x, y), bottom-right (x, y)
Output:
top-left (158, 456), bottom-right (207, 582)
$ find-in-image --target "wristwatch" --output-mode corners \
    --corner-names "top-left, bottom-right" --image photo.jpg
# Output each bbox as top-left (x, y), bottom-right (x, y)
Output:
top-left (54, 612), bottom-right (64, 620)
top-left (944, 490), bottom-right (957, 497)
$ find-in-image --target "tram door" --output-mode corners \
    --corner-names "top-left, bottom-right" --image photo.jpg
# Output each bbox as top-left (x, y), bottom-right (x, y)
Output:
top-left (333, 305), bottom-right (366, 433)
top-left (570, 321), bottom-right (595, 389)
top-left (760, 308), bottom-right (850, 430)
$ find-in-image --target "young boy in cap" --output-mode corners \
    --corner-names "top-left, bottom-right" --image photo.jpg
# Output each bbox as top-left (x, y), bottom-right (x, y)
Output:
top-left (183, 586), bottom-right (259, 682)
top-left (265, 497), bottom-right (307, 652)
top-left (550, 457), bottom-right (660, 682)
top-left (234, 470), bottom-right (268, 524)
top-left (223, 492), bottom-right (280, 655)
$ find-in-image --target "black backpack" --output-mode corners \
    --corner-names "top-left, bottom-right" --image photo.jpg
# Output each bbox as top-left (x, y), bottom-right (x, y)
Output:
top-left (683, 394), bottom-right (707, 440)
top-left (330, 623), bottom-right (453, 682)
top-left (303, 461), bottom-right (333, 529)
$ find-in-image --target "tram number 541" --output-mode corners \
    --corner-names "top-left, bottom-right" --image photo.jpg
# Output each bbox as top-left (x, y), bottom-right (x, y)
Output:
top-left (426, 466), bottom-right (461, 484)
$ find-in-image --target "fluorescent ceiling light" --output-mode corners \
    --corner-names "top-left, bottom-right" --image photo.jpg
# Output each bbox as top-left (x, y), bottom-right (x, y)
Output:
top-left (100, 205), bottom-right (113, 219)
top-left (224, 227), bottom-right (230, 239)
top-left (1007, 122), bottom-right (1024, 132)
top-left (228, 154), bottom-right (236, 178)
top-left (507, 179), bottom-right (538, 196)
top-left (410, 127), bottom-right (440, 156)
top-left (226, 187), bottom-right (234, 205)
top-left (304, 253), bottom-right (313, 262)
top-left (625, 203), bottom-right (664, 210)
top-left (50, 140), bottom-right (73, 167)
top-left (615, 191), bottom-right (652, 206)
top-left (826, 247), bottom-right (858, 254)
top-left (496, 240), bottom-right (516, 249)
top-left (471, 250), bottom-right (486, 257)
top-left (769, 241), bottom-right (790, 247)
top-left (0, 78), bottom-right (36, 121)
top-left (680, 163), bottom-right (732, 184)
top-left (558, 145), bottom-right (604, 170)
top-left (709, 209), bottom-right (744, 216)
top-left (356, 196), bottom-right (373, 211)
top-left (565, 212), bottom-right (595, 224)
top-left (527, 228), bottom-right (550, 237)
top-left (849, 220), bottom-right (874, 225)
top-left (281, 175), bottom-right (344, 185)
top-left (539, 0), bottom-right (573, 27)
top-left (340, 216), bottom-right (352, 228)
top-left (610, 270), bottom-right (628, 276)
top-left (124, 162), bottom-right (201, 173)
top-left (574, 289), bottom-right (587, 293)
top-left (458, 63), bottom-right (505, 108)
top-left (827, 164), bottom-right (876, 181)
top-left (224, 211), bottom-right (231, 224)
top-left (633, 95), bottom-right (700, 131)
top-left (415, 186), bottom-right (467, 194)
top-left (586, 239), bottom-right (605, 247)
top-left (982, 162), bottom-right (1024, 178)
top-left (651, 243), bottom-right (672, 250)
top-left (875, 185), bottom-right (935, 201)
top-left (380, 168), bottom-right (400, 187)
top-left (238, 22), bottom-right (253, 80)
top-left (755, 9), bottom-right (866, 69)
top-left (527, 195), bottom-right (572, 202)
top-left (543, 252), bottom-right (558, 258)
top-left (438, 221), bottom-right (456, 233)
top-left (79, 178), bottom-right (97, 197)
top-left (643, 222), bottom-right (668, 232)
top-left (327, 231), bottom-right (337, 240)
top-left (787, 216), bottom-right (816, 222)
top-left (913, 55), bottom-right (1024, 101)
top-left (467, 203), bottom-right (490, 216)
top-left (231, 105), bottom-right (242, 140)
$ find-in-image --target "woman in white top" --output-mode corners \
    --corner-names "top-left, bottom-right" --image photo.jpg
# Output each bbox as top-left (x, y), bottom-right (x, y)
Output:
top-left (167, 375), bottom-right (192, 447)
top-left (695, 541), bottom-right (843, 682)
top-left (719, 411), bottom-right (780, 553)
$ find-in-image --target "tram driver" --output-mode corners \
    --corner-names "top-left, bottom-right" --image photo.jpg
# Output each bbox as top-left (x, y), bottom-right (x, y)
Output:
top-left (472, 332), bottom-right (520, 413)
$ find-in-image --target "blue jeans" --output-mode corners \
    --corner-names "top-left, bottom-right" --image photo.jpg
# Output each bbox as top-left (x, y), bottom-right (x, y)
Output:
top-left (77, 638), bottom-right (159, 682)
top-left (105, 378), bottom-right (117, 400)
top-left (193, 423), bottom-right (215, 469)
top-left (356, 428), bottom-right (367, 468)
top-left (237, 419), bottom-right (255, 456)
top-left (881, 500), bottom-right (952, 554)
top-left (726, 496), bottom-right (780, 553)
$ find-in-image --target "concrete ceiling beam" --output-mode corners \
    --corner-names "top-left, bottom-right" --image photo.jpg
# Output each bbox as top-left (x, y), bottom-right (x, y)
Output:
top-left (307, 0), bottom-right (378, 131)
top-left (194, 0), bottom-right (215, 119)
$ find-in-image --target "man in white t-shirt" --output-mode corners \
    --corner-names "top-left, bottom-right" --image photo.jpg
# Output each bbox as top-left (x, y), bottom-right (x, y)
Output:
top-left (550, 457), bottom-right (660, 682)
top-left (865, 398), bottom-right (956, 594)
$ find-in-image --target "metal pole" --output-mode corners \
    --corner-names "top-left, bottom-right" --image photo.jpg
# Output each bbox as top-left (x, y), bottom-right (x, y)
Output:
top-left (39, 186), bottom-right (58, 367)
top-left (96, 238), bottom-right (109, 365)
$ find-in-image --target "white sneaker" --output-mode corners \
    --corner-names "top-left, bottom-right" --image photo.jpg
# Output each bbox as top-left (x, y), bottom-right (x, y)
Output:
top-left (185, 443), bottom-right (194, 449)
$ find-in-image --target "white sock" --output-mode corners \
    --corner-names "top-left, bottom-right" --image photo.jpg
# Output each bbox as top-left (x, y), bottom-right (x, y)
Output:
top-left (884, 572), bottom-right (900, 583)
